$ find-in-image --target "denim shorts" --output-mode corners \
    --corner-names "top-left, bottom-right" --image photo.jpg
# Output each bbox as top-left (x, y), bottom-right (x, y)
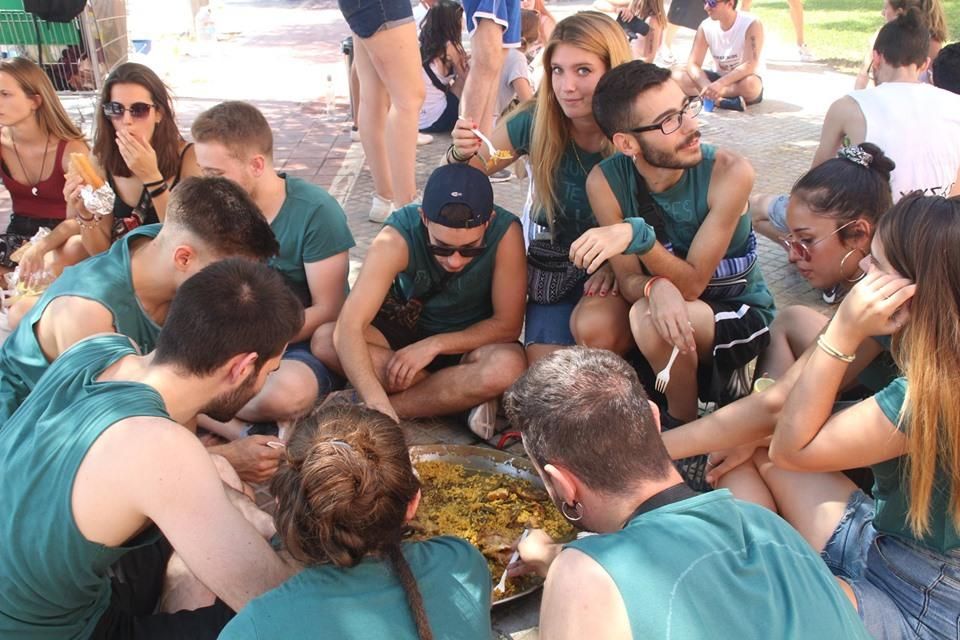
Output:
top-left (463, 0), bottom-right (522, 46)
top-left (339, 0), bottom-right (413, 39)
top-left (524, 287), bottom-right (582, 347)
top-left (767, 193), bottom-right (790, 235)
top-left (822, 490), bottom-right (960, 638)
top-left (282, 341), bottom-right (343, 396)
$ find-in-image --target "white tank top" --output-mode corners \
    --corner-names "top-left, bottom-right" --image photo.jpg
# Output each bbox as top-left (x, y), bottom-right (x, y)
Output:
top-left (418, 58), bottom-right (454, 130)
top-left (700, 12), bottom-right (758, 76)
top-left (848, 82), bottom-right (960, 201)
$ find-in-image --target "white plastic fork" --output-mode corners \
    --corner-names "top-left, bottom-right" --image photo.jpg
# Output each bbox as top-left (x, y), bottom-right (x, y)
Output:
top-left (655, 346), bottom-right (680, 393)
top-left (494, 528), bottom-right (530, 594)
top-left (456, 116), bottom-right (500, 158)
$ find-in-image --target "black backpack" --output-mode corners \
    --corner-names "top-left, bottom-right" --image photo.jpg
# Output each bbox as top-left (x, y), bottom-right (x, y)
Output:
top-left (23, 0), bottom-right (87, 23)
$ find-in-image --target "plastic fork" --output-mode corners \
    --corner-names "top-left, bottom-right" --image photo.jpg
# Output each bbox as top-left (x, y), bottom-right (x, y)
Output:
top-left (494, 528), bottom-right (530, 594)
top-left (457, 116), bottom-right (500, 158)
top-left (655, 346), bottom-right (680, 393)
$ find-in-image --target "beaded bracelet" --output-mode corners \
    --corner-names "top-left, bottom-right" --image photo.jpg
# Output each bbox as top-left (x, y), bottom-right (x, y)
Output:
top-left (76, 213), bottom-right (103, 230)
top-left (816, 335), bottom-right (856, 363)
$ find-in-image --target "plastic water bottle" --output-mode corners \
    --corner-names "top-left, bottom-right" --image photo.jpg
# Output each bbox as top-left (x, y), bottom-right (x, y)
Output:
top-left (325, 75), bottom-right (336, 117)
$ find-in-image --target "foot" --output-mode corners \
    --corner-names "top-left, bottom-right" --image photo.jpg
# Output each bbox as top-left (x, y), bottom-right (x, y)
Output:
top-left (797, 43), bottom-right (815, 63)
top-left (489, 169), bottom-right (513, 183)
top-left (467, 397), bottom-right (499, 440)
top-left (716, 96), bottom-right (746, 112)
top-left (417, 132), bottom-right (434, 146)
top-left (369, 194), bottom-right (395, 224)
top-left (350, 126), bottom-right (361, 142)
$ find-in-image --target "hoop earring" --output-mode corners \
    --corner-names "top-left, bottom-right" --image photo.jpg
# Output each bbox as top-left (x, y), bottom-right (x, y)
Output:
top-left (560, 501), bottom-right (583, 522)
top-left (840, 248), bottom-right (868, 283)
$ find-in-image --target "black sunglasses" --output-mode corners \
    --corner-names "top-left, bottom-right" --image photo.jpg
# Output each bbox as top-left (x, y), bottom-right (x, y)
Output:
top-left (102, 101), bottom-right (156, 120)
top-left (427, 243), bottom-right (486, 258)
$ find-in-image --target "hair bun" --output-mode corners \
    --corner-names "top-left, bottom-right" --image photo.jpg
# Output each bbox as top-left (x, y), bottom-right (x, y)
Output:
top-left (858, 142), bottom-right (896, 181)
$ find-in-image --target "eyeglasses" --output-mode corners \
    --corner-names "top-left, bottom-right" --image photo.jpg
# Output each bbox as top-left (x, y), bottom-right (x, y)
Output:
top-left (102, 101), bottom-right (156, 120)
top-left (628, 96), bottom-right (703, 136)
top-left (779, 220), bottom-right (857, 261)
top-left (427, 243), bottom-right (486, 258)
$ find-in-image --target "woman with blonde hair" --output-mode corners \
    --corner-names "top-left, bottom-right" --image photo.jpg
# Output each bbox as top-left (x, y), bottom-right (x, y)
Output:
top-left (218, 405), bottom-right (492, 640)
top-left (620, 0), bottom-right (667, 63)
top-left (0, 57), bottom-right (88, 276)
top-left (451, 11), bottom-right (632, 366)
top-left (738, 194), bottom-right (960, 637)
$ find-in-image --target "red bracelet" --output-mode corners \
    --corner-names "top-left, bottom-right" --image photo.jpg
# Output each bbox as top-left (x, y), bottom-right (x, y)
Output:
top-left (644, 276), bottom-right (667, 298)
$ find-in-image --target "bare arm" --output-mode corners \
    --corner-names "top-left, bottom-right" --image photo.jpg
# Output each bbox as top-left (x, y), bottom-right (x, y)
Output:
top-left (854, 31), bottom-right (879, 90)
top-left (539, 550), bottom-right (631, 640)
top-left (642, 17), bottom-right (664, 63)
top-left (949, 166), bottom-right (960, 197)
top-left (295, 253), bottom-right (349, 343)
top-left (151, 144), bottom-right (202, 222)
top-left (684, 27), bottom-right (712, 91)
top-left (812, 96), bottom-right (865, 168)
top-left (638, 150), bottom-right (754, 300)
top-left (333, 227), bottom-right (409, 414)
top-left (449, 111), bottom-right (521, 174)
top-left (511, 77), bottom-right (535, 104)
top-left (708, 20), bottom-right (764, 88)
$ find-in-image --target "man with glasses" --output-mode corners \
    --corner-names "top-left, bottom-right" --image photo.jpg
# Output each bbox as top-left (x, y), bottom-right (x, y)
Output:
top-left (672, 0), bottom-right (764, 111)
top-left (570, 61), bottom-right (774, 452)
top-left (312, 164), bottom-right (527, 432)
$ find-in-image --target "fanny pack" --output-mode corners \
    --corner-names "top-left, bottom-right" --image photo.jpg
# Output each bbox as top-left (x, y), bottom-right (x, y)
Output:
top-left (526, 236), bottom-right (587, 305)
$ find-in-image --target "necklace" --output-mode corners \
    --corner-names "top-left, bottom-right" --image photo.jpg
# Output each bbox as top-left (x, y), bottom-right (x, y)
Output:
top-left (11, 130), bottom-right (50, 197)
top-left (570, 141), bottom-right (588, 176)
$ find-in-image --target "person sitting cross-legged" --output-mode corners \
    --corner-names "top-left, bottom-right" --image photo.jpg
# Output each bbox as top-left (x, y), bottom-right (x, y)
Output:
top-left (192, 101), bottom-right (355, 451)
top-left (501, 347), bottom-right (870, 640)
top-left (312, 163), bottom-right (527, 435)
top-left (0, 259), bottom-right (303, 639)
top-left (672, 0), bottom-right (764, 112)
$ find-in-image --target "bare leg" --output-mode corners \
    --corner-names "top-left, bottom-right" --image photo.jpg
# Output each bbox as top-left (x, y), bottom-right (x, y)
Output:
top-left (788, 0), bottom-right (805, 46)
top-left (716, 456), bottom-right (778, 511)
top-left (756, 306), bottom-right (828, 380)
top-left (350, 57), bottom-right (360, 126)
top-left (525, 343), bottom-right (565, 365)
top-left (718, 75), bottom-right (763, 102)
top-left (570, 294), bottom-right (633, 354)
top-left (461, 18), bottom-right (506, 136)
top-left (235, 360), bottom-right (321, 423)
top-left (671, 68), bottom-right (702, 96)
top-left (740, 0), bottom-right (752, 9)
top-left (390, 343), bottom-right (526, 417)
top-left (750, 193), bottom-right (786, 244)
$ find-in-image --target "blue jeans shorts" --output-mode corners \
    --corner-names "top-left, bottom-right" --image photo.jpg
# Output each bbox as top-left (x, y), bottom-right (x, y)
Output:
top-left (463, 0), bottom-right (522, 46)
top-left (767, 193), bottom-right (790, 235)
top-left (282, 341), bottom-right (343, 396)
top-left (822, 490), bottom-right (960, 638)
top-left (339, 0), bottom-right (413, 39)
top-left (524, 287), bottom-right (582, 347)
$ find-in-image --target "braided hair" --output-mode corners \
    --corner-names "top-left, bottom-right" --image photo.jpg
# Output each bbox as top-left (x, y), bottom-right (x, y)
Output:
top-left (271, 406), bottom-right (433, 640)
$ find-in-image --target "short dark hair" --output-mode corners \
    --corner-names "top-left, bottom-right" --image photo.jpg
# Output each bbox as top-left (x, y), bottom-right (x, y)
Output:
top-left (165, 176), bottom-right (278, 261)
top-left (933, 42), bottom-right (960, 95)
top-left (875, 8), bottom-right (930, 68)
top-left (153, 258), bottom-right (304, 375)
top-left (503, 347), bottom-right (673, 493)
top-left (192, 100), bottom-right (274, 158)
top-left (592, 60), bottom-right (672, 140)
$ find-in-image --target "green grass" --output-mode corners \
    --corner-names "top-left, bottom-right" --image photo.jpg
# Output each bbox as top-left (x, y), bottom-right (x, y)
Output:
top-left (747, 0), bottom-right (960, 71)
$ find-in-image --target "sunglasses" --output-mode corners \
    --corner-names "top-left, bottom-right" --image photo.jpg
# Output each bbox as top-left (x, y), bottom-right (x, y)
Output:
top-left (102, 101), bottom-right (156, 120)
top-left (779, 219), bottom-right (857, 261)
top-left (427, 242), bottom-right (486, 258)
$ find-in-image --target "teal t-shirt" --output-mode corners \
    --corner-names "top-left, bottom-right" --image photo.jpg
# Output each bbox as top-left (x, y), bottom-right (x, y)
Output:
top-left (566, 490), bottom-right (869, 640)
top-left (599, 146), bottom-right (776, 324)
top-left (384, 204), bottom-right (520, 334)
top-left (269, 174), bottom-right (355, 304)
top-left (0, 225), bottom-right (161, 424)
top-left (0, 334), bottom-right (170, 639)
top-left (218, 536), bottom-right (492, 640)
top-left (874, 377), bottom-right (959, 554)
top-left (504, 107), bottom-right (604, 247)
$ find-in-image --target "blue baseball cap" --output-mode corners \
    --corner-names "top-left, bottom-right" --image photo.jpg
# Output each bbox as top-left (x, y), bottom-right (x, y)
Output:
top-left (421, 164), bottom-right (494, 229)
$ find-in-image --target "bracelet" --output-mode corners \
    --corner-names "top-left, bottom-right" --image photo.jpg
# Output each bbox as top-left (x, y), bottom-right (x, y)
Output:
top-left (143, 177), bottom-right (166, 188)
top-left (644, 276), bottom-right (666, 298)
top-left (816, 335), bottom-right (855, 363)
top-left (447, 143), bottom-right (475, 164)
top-left (76, 212), bottom-right (103, 230)
top-left (147, 182), bottom-right (169, 199)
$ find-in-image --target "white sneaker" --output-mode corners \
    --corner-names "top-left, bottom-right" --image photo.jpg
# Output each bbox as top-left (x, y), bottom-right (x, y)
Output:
top-left (417, 132), bottom-right (434, 146)
top-left (798, 43), bottom-right (815, 62)
top-left (467, 397), bottom-right (499, 440)
top-left (369, 194), bottom-right (395, 223)
top-left (350, 127), bottom-right (361, 142)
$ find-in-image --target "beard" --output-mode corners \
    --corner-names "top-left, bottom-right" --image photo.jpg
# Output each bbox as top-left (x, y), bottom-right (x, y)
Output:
top-left (202, 370), bottom-right (259, 422)
top-left (639, 131), bottom-right (702, 170)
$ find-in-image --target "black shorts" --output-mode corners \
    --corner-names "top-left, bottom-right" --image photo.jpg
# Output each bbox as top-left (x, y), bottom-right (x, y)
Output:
top-left (371, 305), bottom-right (464, 372)
top-left (89, 537), bottom-right (234, 640)
top-left (0, 214), bottom-right (64, 268)
top-left (700, 301), bottom-right (771, 405)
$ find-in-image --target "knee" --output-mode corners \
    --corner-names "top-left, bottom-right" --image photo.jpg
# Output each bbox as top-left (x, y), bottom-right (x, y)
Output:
top-left (571, 308), bottom-right (620, 351)
top-left (311, 323), bottom-right (338, 366)
top-left (477, 347), bottom-right (527, 396)
top-left (395, 80), bottom-right (426, 111)
top-left (256, 374), bottom-right (318, 420)
top-left (742, 76), bottom-right (763, 101)
top-left (58, 235), bottom-right (89, 267)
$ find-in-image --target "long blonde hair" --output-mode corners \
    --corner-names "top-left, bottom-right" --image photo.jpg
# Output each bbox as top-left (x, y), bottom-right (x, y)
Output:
top-left (0, 57), bottom-right (85, 141)
top-left (877, 194), bottom-right (960, 537)
top-left (525, 11), bottom-right (631, 232)
top-left (635, 0), bottom-right (667, 25)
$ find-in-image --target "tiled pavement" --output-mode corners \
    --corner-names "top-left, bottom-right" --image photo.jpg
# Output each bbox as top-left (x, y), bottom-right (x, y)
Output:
top-left (0, 1), bottom-right (860, 635)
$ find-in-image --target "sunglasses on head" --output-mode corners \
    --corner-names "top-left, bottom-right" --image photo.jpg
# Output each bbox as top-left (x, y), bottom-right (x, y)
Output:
top-left (102, 101), bottom-right (156, 120)
top-left (427, 243), bottom-right (486, 258)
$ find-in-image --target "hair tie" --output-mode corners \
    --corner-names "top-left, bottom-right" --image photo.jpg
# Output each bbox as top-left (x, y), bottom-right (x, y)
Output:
top-left (837, 145), bottom-right (873, 168)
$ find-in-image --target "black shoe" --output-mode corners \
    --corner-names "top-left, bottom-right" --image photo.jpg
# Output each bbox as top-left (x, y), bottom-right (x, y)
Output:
top-left (245, 421), bottom-right (279, 437)
top-left (661, 412), bottom-right (711, 492)
top-left (717, 96), bottom-right (746, 112)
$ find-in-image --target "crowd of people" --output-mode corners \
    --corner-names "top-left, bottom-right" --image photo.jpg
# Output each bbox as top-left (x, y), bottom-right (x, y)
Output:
top-left (0, 0), bottom-right (959, 637)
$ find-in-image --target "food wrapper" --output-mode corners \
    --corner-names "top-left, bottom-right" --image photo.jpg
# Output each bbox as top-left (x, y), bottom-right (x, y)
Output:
top-left (3, 265), bottom-right (55, 305)
top-left (80, 183), bottom-right (116, 218)
top-left (8, 227), bottom-right (51, 264)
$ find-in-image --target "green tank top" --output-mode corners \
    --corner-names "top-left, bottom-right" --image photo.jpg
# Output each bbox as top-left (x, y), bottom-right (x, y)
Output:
top-left (566, 490), bottom-right (870, 639)
top-left (0, 225), bottom-right (161, 424)
top-left (0, 334), bottom-right (169, 639)
top-left (599, 146), bottom-right (776, 324)
top-left (384, 204), bottom-right (520, 334)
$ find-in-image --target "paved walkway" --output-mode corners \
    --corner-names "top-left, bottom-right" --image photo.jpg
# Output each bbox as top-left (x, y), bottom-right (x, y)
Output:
top-left (0, 1), bottom-right (860, 635)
